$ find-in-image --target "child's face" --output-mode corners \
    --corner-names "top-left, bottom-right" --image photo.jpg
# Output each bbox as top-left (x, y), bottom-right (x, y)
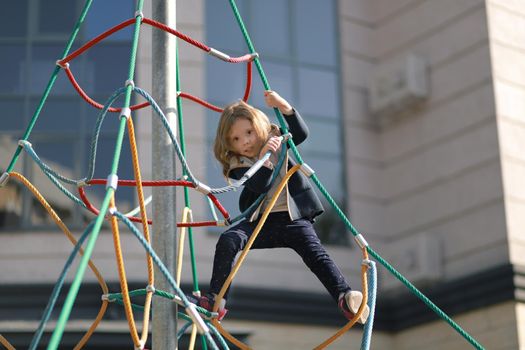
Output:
top-left (228, 118), bottom-right (261, 158)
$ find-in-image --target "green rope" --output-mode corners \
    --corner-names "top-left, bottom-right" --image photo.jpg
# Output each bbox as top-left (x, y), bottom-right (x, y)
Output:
top-left (47, 1), bottom-right (146, 348)
top-left (175, 45), bottom-right (201, 294)
top-left (175, 42), bottom-right (209, 350)
top-left (5, 0), bottom-right (94, 174)
top-left (227, 0), bottom-right (484, 349)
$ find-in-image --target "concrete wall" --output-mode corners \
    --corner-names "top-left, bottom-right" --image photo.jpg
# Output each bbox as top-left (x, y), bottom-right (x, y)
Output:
top-left (341, 0), bottom-right (509, 293)
top-left (487, 0), bottom-right (525, 268)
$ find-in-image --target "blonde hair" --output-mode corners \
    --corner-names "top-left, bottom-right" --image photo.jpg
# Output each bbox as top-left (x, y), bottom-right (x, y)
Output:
top-left (214, 100), bottom-right (278, 177)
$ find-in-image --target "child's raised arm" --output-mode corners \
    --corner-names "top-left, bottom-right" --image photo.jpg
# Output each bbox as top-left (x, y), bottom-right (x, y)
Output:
top-left (264, 90), bottom-right (309, 146)
top-left (264, 90), bottom-right (293, 115)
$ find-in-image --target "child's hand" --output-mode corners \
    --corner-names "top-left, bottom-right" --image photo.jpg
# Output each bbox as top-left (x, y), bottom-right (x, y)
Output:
top-left (259, 136), bottom-right (282, 158)
top-left (264, 90), bottom-right (293, 115)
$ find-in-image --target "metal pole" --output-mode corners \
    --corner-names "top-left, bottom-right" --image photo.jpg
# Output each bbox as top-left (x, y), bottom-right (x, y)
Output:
top-left (152, 0), bottom-right (178, 348)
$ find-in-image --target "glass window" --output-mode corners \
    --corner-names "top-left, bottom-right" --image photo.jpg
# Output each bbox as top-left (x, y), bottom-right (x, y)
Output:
top-left (85, 44), bottom-right (132, 94)
top-left (294, 0), bottom-right (336, 66)
top-left (0, 99), bottom-right (26, 131)
top-left (298, 119), bottom-right (341, 156)
top-left (206, 56), bottom-right (247, 105)
top-left (84, 0), bottom-right (134, 41)
top-left (250, 61), bottom-right (293, 110)
top-left (308, 156), bottom-right (343, 202)
top-left (298, 68), bottom-right (338, 117)
top-left (83, 135), bottom-right (135, 206)
top-left (30, 98), bottom-right (82, 132)
top-left (0, 45), bottom-right (26, 93)
top-left (0, 1), bottom-right (28, 37)
top-left (31, 138), bottom-right (77, 176)
top-left (206, 0), bottom-right (246, 53)
top-left (205, 0), bottom-right (345, 245)
top-left (250, 0), bottom-right (290, 59)
top-left (38, 0), bottom-right (77, 36)
top-left (31, 45), bottom-right (77, 96)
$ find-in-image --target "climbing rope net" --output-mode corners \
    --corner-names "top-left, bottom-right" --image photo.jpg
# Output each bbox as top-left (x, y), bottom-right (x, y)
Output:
top-left (0, 1), bottom-right (485, 349)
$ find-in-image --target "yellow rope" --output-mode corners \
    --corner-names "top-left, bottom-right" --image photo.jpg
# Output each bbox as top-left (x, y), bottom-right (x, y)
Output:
top-left (9, 172), bottom-right (109, 349)
top-left (211, 164), bottom-right (301, 350)
top-left (313, 248), bottom-right (370, 350)
top-left (176, 207), bottom-right (191, 285)
top-left (188, 324), bottom-right (198, 350)
top-left (0, 334), bottom-right (15, 350)
top-left (127, 117), bottom-right (154, 346)
top-left (109, 196), bottom-right (141, 347)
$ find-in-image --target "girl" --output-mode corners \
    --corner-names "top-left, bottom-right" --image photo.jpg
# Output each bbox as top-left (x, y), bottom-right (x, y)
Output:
top-left (194, 91), bottom-right (369, 323)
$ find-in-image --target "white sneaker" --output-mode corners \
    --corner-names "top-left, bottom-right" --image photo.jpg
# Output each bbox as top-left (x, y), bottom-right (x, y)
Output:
top-left (339, 290), bottom-right (370, 324)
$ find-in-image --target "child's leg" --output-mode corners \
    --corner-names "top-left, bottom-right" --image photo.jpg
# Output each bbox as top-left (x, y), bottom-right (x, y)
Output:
top-left (209, 221), bottom-right (253, 298)
top-left (282, 218), bottom-right (351, 302)
top-left (209, 213), bottom-right (288, 298)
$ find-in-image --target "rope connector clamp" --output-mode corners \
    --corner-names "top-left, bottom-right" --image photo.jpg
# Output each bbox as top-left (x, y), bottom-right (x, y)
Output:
top-left (18, 139), bottom-right (32, 148)
top-left (55, 60), bottom-right (69, 69)
top-left (108, 206), bottom-right (117, 216)
top-left (354, 234), bottom-right (369, 249)
top-left (125, 79), bottom-right (135, 89)
top-left (146, 284), bottom-right (156, 294)
top-left (77, 178), bottom-right (89, 187)
top-left (106, 174), bottom-right (119, 191)
top-left (134, 340), bottom-right (145, 350)
top-left (119, 107), bottom-right (131, 121)
top-left (299, 163), bottom-right (315, 178)
top-left (362, 259), bottom-right (373, 267)
top-left (250, 52), bottom-right (259, 60)
top-left (0, 172), bottom-right (10, 187)
top-left (208, 48), bottom-right (230, 62)
top-left (185, 304), bottom-right (210, 334)
top-left (134, 10), bottom-right (144, 20)
top-left (195, 182), bottom-right (211, 195)
top-left (281, 132), bottom-right (292, 142)
top-left (101, 294), bottom-right (110, 301)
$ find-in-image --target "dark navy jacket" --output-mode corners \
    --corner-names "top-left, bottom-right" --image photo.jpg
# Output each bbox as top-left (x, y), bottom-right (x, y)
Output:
top-left (228, 109), bottom-right (324, 221)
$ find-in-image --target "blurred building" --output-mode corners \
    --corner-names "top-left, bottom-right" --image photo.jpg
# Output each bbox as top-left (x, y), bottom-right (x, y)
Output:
top-left (0, 0), bottom-right (522, 349)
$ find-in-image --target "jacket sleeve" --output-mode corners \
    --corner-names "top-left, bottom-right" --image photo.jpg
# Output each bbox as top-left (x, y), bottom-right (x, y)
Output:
top-left (229, 165), bottom-right (274, 194)
top-left (284, 108), bottom-right (309, 146)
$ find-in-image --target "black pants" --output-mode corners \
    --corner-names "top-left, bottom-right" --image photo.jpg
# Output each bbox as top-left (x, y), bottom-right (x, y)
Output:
top-left (209, 212), bottom-right (351, 302)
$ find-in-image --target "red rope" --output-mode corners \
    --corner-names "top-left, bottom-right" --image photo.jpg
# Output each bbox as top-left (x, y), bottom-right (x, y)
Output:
top-left (179, 93), bottom-right (223, 113)
top-left (142, 18), bottom-right (210, 52)
top-left (228, 54), bottom-right (256, 63)
top-left (57, 17), bottom-right (256, 114)
top-left (60, 19), bottom-right (136, 65)
top-left (64, 67), bottom-right (150, 112)
top-left (80, 179), bottom-right (230, 226)
top-left (243, 62), bottom-right (252, 102)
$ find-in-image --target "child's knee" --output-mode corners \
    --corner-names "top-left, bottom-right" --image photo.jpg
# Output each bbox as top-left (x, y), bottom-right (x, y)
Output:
top-left (216, 231), bottom-right (244, 251)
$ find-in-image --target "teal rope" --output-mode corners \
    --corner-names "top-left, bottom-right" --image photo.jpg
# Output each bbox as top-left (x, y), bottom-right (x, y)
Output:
top-left (360, 260), bottom-right (377, 350)
top-left (175, 44), bottom-right (202, 298)
top-left (227, 0), bottom-right (484, 349)
top-left (47, 1), bottom-right (146, 348)
top-left (113, 210), bottom-right (221, 350)
top-left (5, 0), bottom-right (94, 174)
top-left (29, 221), bottom-right (95, 350)
top-left (18, 143), bottom-right (87, 208)
top-left (47, 189), bottom-right (114, 349)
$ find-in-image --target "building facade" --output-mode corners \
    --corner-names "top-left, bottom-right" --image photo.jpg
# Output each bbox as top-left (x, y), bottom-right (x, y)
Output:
top-left (0, 0), bottom-right (523, 349)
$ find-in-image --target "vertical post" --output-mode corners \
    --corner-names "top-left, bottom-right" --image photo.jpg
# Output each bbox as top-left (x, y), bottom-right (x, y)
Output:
top-left (152, 0), bottom-right (178, 348)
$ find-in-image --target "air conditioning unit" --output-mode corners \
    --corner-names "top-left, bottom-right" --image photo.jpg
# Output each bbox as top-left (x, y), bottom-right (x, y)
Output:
top-left (368, 54), bottom-right (429, 127)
